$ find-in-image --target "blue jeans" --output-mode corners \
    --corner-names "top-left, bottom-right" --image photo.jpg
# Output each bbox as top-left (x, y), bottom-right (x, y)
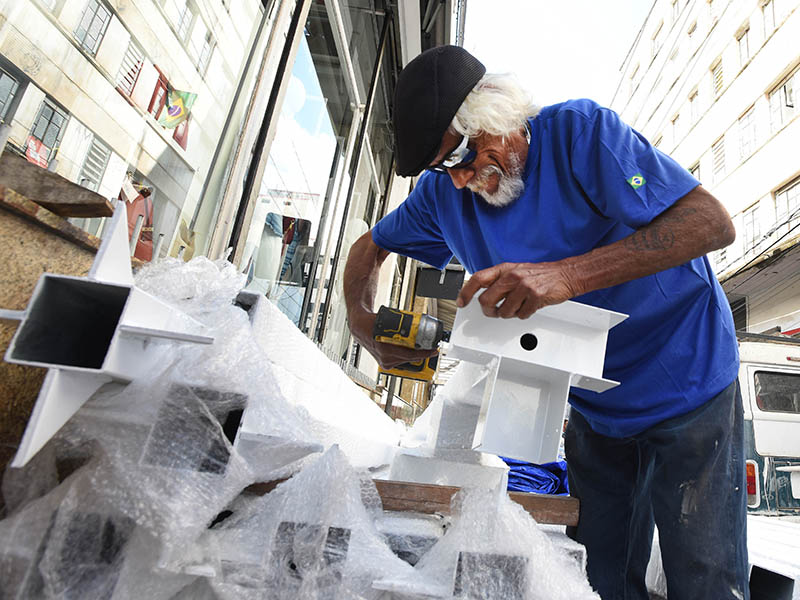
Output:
top-left (565, 380), bottom-right (749, 600)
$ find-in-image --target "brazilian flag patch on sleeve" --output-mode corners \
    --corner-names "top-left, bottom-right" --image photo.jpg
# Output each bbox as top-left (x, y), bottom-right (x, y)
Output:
top-left (627, 174), bottom-right (646, 189)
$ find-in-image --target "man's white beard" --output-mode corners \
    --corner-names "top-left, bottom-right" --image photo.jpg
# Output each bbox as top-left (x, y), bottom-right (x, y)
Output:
top-left (467, 154), bottom-right (524, 207)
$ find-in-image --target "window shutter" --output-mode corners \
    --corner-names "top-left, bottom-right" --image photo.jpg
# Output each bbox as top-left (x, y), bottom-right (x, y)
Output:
top-left (79, 137), bottom-right (111, 192)
top-left (117, 42), bottom-right (145, 97)
top-left (712, 61), bottom-right (724, 97)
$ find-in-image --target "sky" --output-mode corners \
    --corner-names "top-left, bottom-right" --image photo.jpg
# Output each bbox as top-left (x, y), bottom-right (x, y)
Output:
top-left (463, 0), bottom-right (654, 107)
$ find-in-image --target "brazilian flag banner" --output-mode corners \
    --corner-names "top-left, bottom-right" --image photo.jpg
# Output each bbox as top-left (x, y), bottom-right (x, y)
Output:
top-left (158, 89), bottom-right (196, 128)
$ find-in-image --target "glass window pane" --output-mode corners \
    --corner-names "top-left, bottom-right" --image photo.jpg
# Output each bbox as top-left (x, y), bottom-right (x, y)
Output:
top-left (755, 371), bottom-right (800, 413)
top-left (341, 0), bottom-right (384, 101)
top-left (241, 8), bottom-right (354, 338)
top-left (42, 122), bottom-right (59, 147)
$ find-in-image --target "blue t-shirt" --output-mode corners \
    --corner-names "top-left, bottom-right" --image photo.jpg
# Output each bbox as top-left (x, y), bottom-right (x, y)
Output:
top-left (373, 99), bottom-right (739, 438)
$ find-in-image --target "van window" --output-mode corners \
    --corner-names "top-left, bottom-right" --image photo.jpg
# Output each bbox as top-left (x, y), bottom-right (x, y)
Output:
top-left (754, 371), bottom-right (800, 413)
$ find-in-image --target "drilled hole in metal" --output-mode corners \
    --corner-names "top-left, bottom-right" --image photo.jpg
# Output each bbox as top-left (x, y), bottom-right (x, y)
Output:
top-left (520, 333), bottom-right (538, 351)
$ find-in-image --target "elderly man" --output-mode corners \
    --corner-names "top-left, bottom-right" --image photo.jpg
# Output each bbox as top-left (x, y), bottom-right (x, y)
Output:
top-left (343, 46), bottom-right (747, 599)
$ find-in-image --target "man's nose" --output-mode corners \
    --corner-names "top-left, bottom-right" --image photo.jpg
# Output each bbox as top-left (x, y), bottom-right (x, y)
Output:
top-left (448, 166), bottom-right (474, 189)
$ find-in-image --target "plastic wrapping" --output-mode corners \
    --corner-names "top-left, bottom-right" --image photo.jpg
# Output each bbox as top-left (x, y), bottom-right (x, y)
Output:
top-left (0, 462), bottom-right (195, 600)
top-left (374, 488), bottom-right (598, 599)
top-left (375, 512), bottom-right (448, 566)
top-left (179, 446), bottom-right (415, 599)
top-left (249, 297), bottom-right (400, 469)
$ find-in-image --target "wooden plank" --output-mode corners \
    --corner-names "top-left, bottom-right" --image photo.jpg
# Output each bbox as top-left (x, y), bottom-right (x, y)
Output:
top-left (0, 153), bottom-right (114, 218)
top-left (509, 491), bottom-right (580, 527)
top-left (376, 479), bottom-right (579, 526)
top-left (249, 477), bottom-right (579, 526)
top-left (0, 186), bottom-right (101, 252)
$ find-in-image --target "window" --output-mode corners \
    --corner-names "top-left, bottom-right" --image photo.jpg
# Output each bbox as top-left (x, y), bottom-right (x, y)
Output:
top-left (708, 0), bottom-right (721, 23)
top-left (737, 27), bottom-right (750, 66)
top-left (712, 136), bottom-right (725, 181)
top-left (689, 90), bottom-right (699, 122)
top-left (763, 0), bottom-right (776, 36)
top-left (671, 113), bottom-right (681, 142)
top-left (116, 40), bottom-right (144, 97)
top-left (754, 371), bottom-right (800, 414)
top-left (29, 99), bottom-right (68, 164)
top-left (711, 60), bottom-right (723, 97)
top-left (629, 63), bottom-right (640, 95)
top-left (0, 67), bottom-right (20, 122)
top-left (651, 21), bottom-right (664, 58)
top-left (687, 20), bottom-right (697, 38)
top-left (738, 107), bottom-right (757, 160)
top-left (690, 163), bottom-right (700, 180)
top-left (775, 178), bottom-right (800, 233)
top-left (714, 247), bottom-right (727, 268)
top-left (653, 135), bottom-right (663, 149)
top-left (672, 0), bottom-right (680, 23)
top-left (164, 0), bottom-right (193, 41)
top-left (78, 136), bottom-right (111, 192)
top-left (742, 202), bottom-right (761, 254)
top-left (769, 68), bottom-right (798, 132)
top-left (74, 0), bottom-right (112, 55)
top-left (188, 20), bottom-right (214, 74)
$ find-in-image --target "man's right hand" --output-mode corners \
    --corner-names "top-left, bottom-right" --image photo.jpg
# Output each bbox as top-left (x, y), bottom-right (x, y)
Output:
top-left (348, 309), bottom-right (439, 370)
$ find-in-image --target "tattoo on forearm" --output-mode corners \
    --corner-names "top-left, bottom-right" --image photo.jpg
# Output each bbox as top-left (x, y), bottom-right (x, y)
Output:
top-left (623, 206), bottom-right (697, 252)
top-left (624, 226), bottom-right (675, 251)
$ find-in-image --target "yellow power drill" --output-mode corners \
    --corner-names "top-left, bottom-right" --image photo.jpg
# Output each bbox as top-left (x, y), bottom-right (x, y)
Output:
top-left (372, 306), bottom-right (449, 382)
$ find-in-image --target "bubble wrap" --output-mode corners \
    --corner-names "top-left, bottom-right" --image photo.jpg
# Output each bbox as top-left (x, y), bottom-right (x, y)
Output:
top-left (0, 461), bottom-right (195, 600)
top-left (249, 297), bottom-right (400, 469)
top-left (181, 446), bottom-right (414, 599)
top-left (374, 488), bottom-right (598, 599)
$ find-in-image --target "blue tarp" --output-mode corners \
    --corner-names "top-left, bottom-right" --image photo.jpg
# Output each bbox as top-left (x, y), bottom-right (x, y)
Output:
top-left (501, 458), bottom-right (570, 495)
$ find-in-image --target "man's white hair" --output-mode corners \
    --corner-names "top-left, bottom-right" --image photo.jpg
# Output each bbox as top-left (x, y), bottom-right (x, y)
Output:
top-left (450, 73), bottom-right (540, 139)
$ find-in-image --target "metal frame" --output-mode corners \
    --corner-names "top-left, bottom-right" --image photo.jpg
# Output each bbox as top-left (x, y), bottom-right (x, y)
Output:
top-left (1, 201), bottom-right (213, 467)
top-left (443, 298), bottom-right (627, 464)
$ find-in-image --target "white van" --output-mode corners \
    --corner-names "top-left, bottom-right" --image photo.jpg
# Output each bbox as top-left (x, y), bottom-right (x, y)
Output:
top-left (648, 333), bottom-right (800, 599)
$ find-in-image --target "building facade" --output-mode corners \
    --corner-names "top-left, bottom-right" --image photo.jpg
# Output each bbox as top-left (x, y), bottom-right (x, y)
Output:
top-left (1, 0), bottom-right (465, 419)
top-left (610, 0), bottom-right (800, 334)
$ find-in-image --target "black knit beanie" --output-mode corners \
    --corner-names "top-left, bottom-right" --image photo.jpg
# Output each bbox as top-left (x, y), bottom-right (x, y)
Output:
top-left (393, 45), bottom-right (486, 177)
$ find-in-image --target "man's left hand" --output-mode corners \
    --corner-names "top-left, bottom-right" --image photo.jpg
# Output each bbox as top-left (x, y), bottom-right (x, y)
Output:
top-left (456, 261), bottom-right (579, 319)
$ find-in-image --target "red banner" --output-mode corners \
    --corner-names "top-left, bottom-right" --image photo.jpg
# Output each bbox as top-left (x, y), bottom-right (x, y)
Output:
top-left (25, 136), bottom-right (49, 168)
